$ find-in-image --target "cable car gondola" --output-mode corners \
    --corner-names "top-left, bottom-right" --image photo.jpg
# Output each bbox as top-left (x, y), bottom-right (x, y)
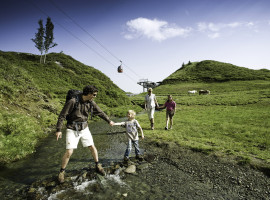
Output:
top-left (117, 60), bottom-right (123, 73)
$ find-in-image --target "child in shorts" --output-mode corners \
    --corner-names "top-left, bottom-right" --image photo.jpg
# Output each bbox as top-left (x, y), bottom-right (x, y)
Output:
top-left (114, 110), bottom-right (144, 161)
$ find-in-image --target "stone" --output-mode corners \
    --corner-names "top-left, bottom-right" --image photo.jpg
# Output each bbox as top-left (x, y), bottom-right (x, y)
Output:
top-left (82, 172), bottom-right (88, 179)
top-left (124, 165), bottom-right (136, 174)
top-left (137, 163), bottom-right (149, 170)
top-left (46, 181), bottom-right (56, 187)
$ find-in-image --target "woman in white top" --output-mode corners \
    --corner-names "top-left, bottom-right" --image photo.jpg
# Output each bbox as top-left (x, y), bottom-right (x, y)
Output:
top-left (144, 88), bottom-right (159, 130)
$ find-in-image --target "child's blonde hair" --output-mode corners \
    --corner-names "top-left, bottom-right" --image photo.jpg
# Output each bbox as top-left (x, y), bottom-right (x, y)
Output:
top-left (128, 110), bottom-right (136, 118)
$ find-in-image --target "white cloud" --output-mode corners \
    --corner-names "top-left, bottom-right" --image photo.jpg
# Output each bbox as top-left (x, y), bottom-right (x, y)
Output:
top-left (124, 18), bottom-right (260, 41)
top-left (124, 17), bottom-right (192, 41)
top-left (197, 21), bottom-right (257, 39)
top-left (245, 21), bottom-right (254, 28)
top-left (208, 23), bottom-right (223, 32)
top-left (227, 22), bottom-right (242, 28)
top-left (208, 32), bottom-right (220, 39)
top-left (197, 22), bottom-right (207, 32)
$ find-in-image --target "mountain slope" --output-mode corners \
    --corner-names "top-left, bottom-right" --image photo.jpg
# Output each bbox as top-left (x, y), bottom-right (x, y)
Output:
top-left (162, 60), bottom-right (270, 84)
top-left (0, 51), bottom-right (137, 164)
top-left (0, 51), bottom-right (130, 107)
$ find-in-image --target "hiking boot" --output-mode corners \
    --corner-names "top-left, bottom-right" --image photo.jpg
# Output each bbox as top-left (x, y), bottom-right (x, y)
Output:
top-left (136, 155), bottom-right (144, 161)
top-left (123, 157), bottom-right (129, 162)
top-left (96, 163), bottom-right (106, 176)
top-left (58, 171), bottom-right (65, 183)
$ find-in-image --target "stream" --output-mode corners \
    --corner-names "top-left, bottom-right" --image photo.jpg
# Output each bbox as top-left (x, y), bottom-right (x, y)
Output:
top-left (0, 119), bottom-right (151, 200)
top-left (1, 118), bottom-right (270, 200)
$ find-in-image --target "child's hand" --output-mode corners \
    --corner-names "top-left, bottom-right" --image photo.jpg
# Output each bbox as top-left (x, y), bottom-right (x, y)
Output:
top-left (109, 121), bottom-right (115, 126)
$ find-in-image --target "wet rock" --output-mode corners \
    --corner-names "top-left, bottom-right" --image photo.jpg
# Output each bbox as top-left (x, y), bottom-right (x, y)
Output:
top-left (137, 163), bottom-right (149, 170)
top-left (124, 165), bottom-right (136, 174)
top-left (82, 172), bottom-right (88, 179)
top-left (96, 174), bottom-right (106, 189)
top-left (97, 174), bottom-right (105, 182)
top-left (28, 187), bottom-right (36, 193)
top-left (46, 181), bottom-right (57, 187)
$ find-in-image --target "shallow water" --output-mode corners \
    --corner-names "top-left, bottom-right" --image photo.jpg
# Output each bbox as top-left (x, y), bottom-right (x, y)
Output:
top-left (0, 118), bottom-right (146, 199)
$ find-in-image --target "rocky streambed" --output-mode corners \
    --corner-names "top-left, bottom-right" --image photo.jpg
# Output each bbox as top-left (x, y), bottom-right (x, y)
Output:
top-left (9, 139), bottom-right (270, 200)
top-left (25, 157), bottom-right (151, 200)
top-left (1, 116), bottom-right (270, 200)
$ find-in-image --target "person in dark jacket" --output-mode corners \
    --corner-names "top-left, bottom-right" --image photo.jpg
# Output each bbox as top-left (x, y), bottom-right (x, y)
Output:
top-left (56, 85), bottom-right (114, 183)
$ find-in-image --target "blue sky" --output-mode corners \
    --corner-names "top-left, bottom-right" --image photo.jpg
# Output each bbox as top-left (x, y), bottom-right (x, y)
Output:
top-left (1, 0), bottom-right (270, 93)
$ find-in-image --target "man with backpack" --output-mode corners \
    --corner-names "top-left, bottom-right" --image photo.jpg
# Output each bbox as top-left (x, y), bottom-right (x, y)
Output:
top-left (55, 85), bottom-right (114, 183)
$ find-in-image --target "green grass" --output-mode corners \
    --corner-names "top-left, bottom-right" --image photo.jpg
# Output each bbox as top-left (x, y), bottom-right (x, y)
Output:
top-left (133, 80), bottom-right (270, 168)
top-left (137, 105), bottom-right (269, 161)
top-left (0, 110), bottom-right (45, 163)
top-left (132, 80), bottom-right (270, 106)
top-left (129, 68), bottom-right (270, 169)
top-left (162, 60), bottom-right (270, 84)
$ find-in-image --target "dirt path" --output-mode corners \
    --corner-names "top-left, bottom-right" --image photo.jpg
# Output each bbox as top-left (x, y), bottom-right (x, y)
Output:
top-left (139, 139), bottom-right (270, 200)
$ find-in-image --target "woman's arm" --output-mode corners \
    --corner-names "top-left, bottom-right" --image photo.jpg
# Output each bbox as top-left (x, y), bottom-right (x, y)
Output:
top-left (159, 101), bottom-right (167, 109)
top-left (154, 96), bottom-right (159, 108)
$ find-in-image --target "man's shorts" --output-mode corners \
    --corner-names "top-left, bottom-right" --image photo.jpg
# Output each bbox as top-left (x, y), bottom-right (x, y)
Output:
top-left (66, 127), bottom-right (94, 149)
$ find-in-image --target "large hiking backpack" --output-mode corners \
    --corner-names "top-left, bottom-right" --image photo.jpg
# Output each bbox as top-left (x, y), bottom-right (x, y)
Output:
top-left (65, 89), bottom-right (93, 120)
top-left (65, 89), bottom-right (82, 105)
top-left (65, 89), bottom-right (81, 120)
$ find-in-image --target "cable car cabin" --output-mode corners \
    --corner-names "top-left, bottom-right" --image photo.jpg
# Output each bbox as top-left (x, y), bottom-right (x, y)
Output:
top-left (117, 65), bottom-right (123, 73)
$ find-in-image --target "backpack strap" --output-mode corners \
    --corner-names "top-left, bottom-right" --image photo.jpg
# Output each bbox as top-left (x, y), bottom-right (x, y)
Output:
top-left (74, 95), bottom-right (80, 109)
top-left (66, 95), bottom-right (80, 121)
top-left (90, 101), bottom-right (93, 120)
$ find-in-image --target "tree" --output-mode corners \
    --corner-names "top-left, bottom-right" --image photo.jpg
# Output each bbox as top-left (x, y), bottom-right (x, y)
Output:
top-left (31, 19), bottom-right (44, 64)
top-left (182, 62), bottom-right (185, 67)
top-left (32, 17), bottom-right (57, 64)
top-left (44, 17), bottom-right (57, 64)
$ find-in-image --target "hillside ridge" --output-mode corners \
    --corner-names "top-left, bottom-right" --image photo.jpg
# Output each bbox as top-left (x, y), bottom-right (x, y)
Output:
top-left (0, 51), bottom-right (130, 107)
top-left (162, 60), bottom-right (270, 84)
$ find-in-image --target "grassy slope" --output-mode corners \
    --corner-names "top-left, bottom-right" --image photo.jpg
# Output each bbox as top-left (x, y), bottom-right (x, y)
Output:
top-left (162, 60), bottom-right (270, 84)
top-left (132, 61), bottom-right (270, 168)
top-left (0, 51), bottom-right (140, 164)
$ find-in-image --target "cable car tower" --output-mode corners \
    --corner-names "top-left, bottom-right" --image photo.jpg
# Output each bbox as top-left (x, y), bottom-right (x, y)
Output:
top-left (137, 79), bottom-right (160, 92)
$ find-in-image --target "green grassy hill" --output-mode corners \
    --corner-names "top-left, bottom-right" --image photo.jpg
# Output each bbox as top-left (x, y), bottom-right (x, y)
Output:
top-left (162, 60), bottom-right (270, 84)
top-left (131, 60), bottom-right (270, 169)
top-left (0, 51), bottom-right (139, 164)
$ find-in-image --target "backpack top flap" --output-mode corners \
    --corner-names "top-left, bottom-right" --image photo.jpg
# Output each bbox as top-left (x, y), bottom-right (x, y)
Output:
top-left (65, 89), bottom-right (82, 104)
